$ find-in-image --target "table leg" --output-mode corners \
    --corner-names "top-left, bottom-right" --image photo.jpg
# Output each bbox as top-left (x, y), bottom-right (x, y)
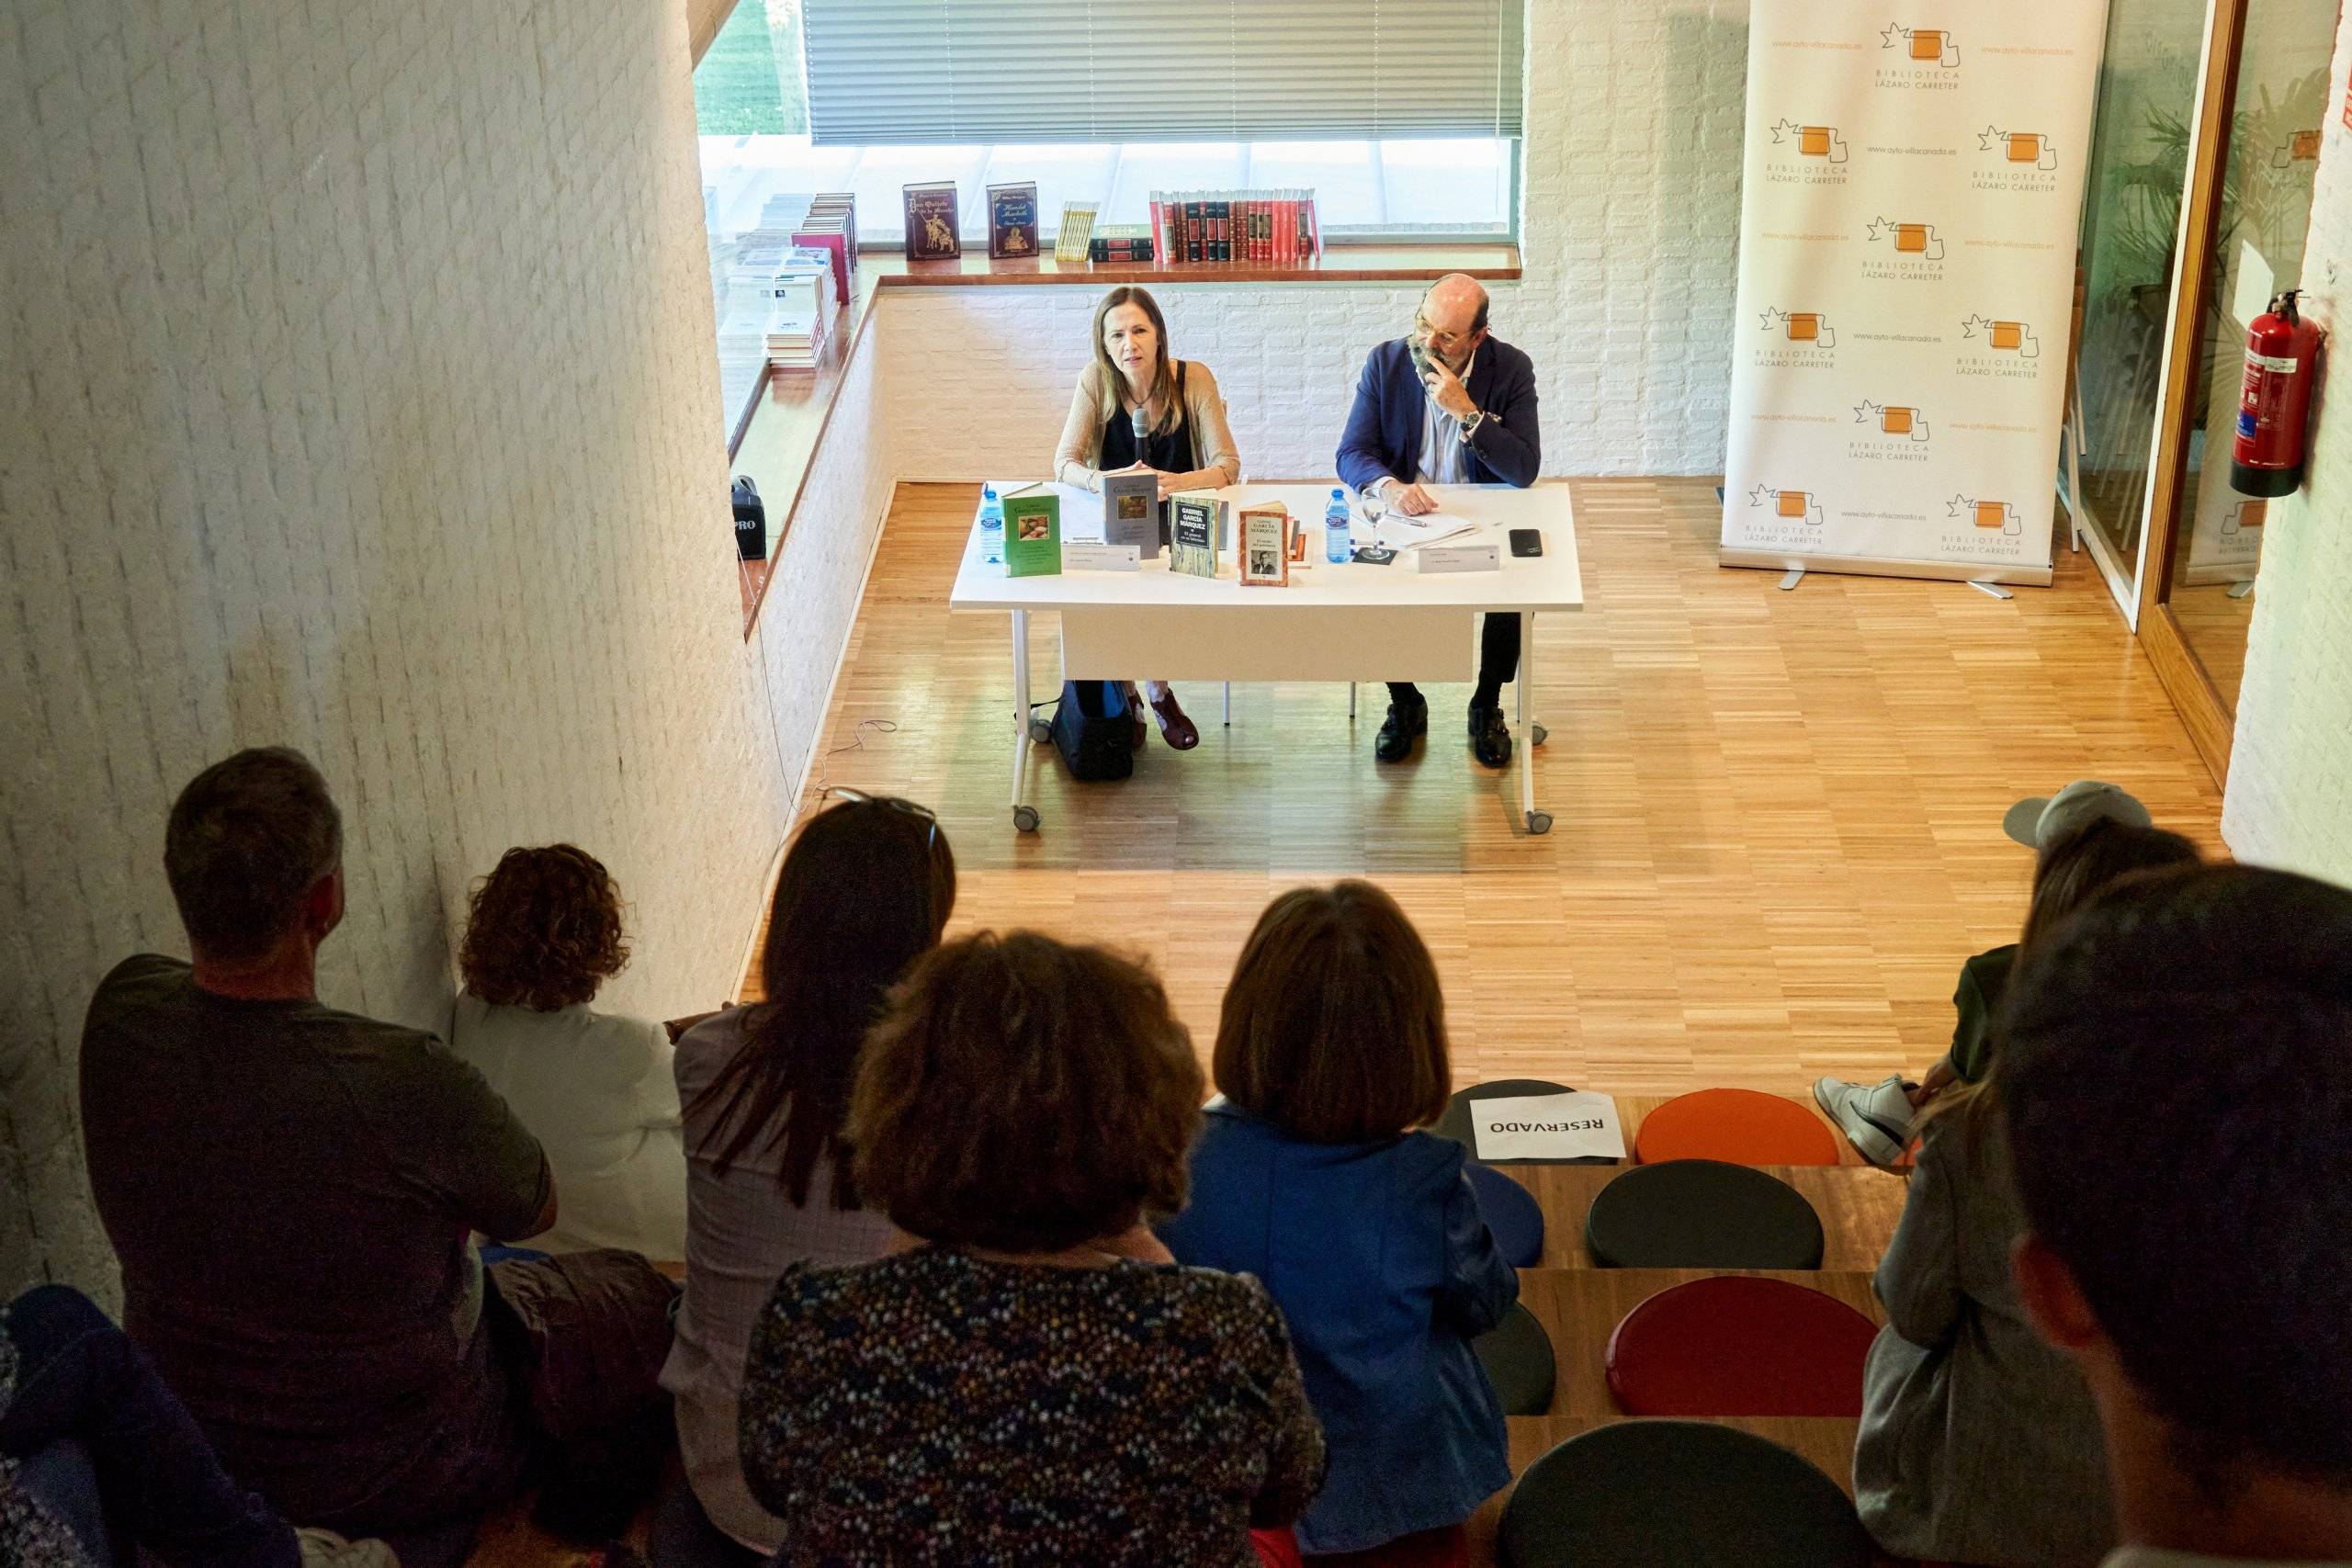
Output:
top-left (1223, 682), bottom-right (1232, 726)
top-left (1519, 612), bottom-right (1551, 835)
top-left (1011, 611), bottom-right (1039, 832)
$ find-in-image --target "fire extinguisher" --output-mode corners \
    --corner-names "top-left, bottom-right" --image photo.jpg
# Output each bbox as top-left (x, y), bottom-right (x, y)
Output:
top-left (2231, 289), bottom-right (2323, 497)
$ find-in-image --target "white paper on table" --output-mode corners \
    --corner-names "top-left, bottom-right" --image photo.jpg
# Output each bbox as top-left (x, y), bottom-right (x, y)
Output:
top-left (1378, 512), bottom-right (1477, 550)
top-left (1471, 1091), bottom-right (1625, 1161)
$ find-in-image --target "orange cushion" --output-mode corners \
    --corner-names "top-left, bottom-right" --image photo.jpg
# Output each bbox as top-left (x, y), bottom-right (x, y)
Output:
top-left (1634, 1089), bottom-right (1843, 1166)
top-left (1605, 1275), bottom-right (1878, 1416)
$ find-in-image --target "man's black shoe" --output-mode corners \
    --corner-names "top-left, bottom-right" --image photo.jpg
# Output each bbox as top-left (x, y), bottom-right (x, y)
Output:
top-left (1375, 697), bottom-right (1429, 762)
top-left (1469, 703), bottom-right (1512, 768)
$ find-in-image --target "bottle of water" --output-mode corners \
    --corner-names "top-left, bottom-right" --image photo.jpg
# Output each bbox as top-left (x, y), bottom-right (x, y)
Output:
top-left (1324, 487), bottom-right (1351, 564)
top-left (980, 485), bottom-right (1004, 565)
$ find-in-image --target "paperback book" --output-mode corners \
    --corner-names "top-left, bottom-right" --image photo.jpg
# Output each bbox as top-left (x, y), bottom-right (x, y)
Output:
top-left (1054, 204), bottom-right (1099, 263)
top-left (1170, 492), bottom-right (1223, 579)
top-left (987, 182), bottom-right (1039, 259)
top-left (1238, 503), bottom-right (1293, 586)
top-left (1001, 487), bottom-right (1062, 578)
top-left (902, 181), bottom-right (961, 261)
top-left (1101, 471), bottom-right (1163, 558)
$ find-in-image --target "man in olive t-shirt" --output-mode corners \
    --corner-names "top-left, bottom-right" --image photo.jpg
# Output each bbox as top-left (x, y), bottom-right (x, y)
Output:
top-left (76, 748), bottom-right (560, 1543)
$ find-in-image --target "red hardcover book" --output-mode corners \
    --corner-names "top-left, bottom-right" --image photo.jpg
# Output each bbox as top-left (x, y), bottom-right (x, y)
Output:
top-left (790, 224), bottom-right (850, 305)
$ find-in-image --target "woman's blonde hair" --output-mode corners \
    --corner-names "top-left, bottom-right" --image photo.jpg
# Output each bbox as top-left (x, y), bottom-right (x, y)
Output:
top-left (1091, 287), bottom-right (1183, 438)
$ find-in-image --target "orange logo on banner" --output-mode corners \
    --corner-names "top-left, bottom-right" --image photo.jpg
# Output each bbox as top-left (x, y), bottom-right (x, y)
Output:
top-left (1788, 313), bottom-right (1822, 341)
top-left (1963, 315), bottom-right (2041, 357)
top-left (1950, 494), bottom-right (2022, 534)
top-left (1761, 308), bottom-right (1837, 347)
top-left (1770, 119), bottom-right (1849, 164)
top-left (1801, 126), bottom-right (1833, 155)
top-left (1979, 124), bottom-right (2060, 169)
top-left (1870, 216), bottom-right (1945, 259)
top-left (2223, 500), bottom-right (2268, 536)
top-left (1854, 400), bottom-right (1931, 441)
top-left (1749, 485), bottom-right (1825, 524)
top-left (1896, 223), bottom-right (1930, 253)
top-left (1883, 23), bottom-right (1960, 65)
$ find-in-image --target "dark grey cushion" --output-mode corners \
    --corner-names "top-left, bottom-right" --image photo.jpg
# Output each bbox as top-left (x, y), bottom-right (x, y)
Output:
top-left (1473, 1300), bottom-right (1555, 1416)
top-left (1584, 1159), bottom-right (1825, 1269)
top-left (1500, 1419), bottom-right (1872, 1567)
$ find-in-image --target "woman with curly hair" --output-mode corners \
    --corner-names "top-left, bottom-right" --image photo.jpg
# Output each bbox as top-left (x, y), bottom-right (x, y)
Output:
top-left (450, 843), bottom-right (686, 1260)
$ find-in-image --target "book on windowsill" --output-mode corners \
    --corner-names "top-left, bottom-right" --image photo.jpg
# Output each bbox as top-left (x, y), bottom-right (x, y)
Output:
top-left (791, 192), bottom-right (856, 304)
top-left (987, 182), bottom-right (1040, 260)
top-left (1087, 224), bottom-right (1155, 264)
top-left (1054, 204), bottom-right (1098, 263)
top-left (902, 181), bottom-right (962, 261)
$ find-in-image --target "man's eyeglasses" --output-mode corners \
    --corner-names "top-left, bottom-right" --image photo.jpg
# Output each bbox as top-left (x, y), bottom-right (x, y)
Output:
top-left (830, 787), bottom-right (940, 848)
top-left (1413, 311), bottom-right (1479, 355)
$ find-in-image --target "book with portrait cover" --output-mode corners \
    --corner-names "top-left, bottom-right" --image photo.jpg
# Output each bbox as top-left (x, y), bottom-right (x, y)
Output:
top-left (902, 181), bottom-right (961, 261)
top-left (1170, 492), bottom-right (1222, 579)
top-left (1001, 486), bottom-right (1061, 577)
top-left (1238, 503), bottom-right (1292, 586)
top-left (987, 182), bottom-right (1039, 260)
top-left (1101, 471), bottom-right (1163, 558)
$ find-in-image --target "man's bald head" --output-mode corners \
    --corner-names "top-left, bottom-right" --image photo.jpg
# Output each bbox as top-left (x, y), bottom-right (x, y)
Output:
top-left (1416, 274), bottom-right (1490, 372)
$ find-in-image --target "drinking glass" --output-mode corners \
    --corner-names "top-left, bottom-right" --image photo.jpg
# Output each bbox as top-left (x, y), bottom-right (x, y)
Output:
top-left (1357, 488), bottom-right (1389, 542)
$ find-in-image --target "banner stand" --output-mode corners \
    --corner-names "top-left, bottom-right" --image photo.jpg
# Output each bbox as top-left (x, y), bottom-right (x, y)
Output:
top-left (1720, 4), bottom-right (2108, 583)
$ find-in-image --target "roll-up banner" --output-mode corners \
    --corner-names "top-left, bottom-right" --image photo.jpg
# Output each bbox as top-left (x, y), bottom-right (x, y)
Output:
top-left (1722, 3), bottom-right (2109, 584)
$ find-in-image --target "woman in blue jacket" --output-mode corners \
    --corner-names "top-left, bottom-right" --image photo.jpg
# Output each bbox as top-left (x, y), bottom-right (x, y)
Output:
top-left (1159, 881), bottom-right (1517, 1565)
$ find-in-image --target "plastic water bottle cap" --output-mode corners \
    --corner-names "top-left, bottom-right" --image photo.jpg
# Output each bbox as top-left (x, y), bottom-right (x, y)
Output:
top-left (1330, 488), bottom-right (1344, 499)
top-left (983, 486), bottom-right (998, 500)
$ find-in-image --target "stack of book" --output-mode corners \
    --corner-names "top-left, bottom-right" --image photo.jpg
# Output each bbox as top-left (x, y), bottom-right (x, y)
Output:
top-left (1148, 190), bottom-right (1320, 266)
top-left (1087, 224), bottom-right (1156, 264)
top-left (1054, 204), bottom-right (1099, 263)
top-left (764, 246), bottom-right (834, 371)
top-left (791, 192), bottom-right (858, 305)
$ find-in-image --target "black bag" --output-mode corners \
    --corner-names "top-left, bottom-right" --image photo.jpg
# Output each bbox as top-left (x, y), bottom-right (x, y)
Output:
top-left (1051, 680), bottom-right (1134, 781)
top-left (732, 475), bottom-right (766, 561)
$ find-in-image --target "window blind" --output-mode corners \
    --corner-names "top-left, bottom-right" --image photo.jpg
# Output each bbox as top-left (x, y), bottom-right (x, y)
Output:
top-left (800, 0), bottom-right (1525, 145)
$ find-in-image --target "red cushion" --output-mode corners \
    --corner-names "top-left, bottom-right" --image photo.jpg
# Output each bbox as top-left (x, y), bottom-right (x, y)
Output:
top-left (1605, 1275), bottom-right (1878, 1416)
top-left (1634, 1089), bottom-right (1844, 1166)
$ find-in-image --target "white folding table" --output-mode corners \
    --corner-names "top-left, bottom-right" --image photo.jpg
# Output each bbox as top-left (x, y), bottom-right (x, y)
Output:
top-left (946, 480), bottom-right (1585, 834)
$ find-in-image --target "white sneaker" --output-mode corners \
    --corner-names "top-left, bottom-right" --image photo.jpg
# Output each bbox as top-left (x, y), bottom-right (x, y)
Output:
top-left (297, 1529), bottom-right (401, 1568)
top-left (1813, 1075), bottom-right (1915, 1168)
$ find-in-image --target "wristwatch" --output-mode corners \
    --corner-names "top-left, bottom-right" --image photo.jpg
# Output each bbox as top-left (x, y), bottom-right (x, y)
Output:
top-left (1459, 408), bottom-right (1487, 440)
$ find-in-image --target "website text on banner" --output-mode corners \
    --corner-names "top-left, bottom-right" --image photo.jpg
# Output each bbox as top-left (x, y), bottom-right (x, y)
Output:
top-left (1721, 3), bottom-right (2109, 584)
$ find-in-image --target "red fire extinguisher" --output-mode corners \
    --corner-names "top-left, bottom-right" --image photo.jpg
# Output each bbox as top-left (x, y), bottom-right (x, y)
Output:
top-left (2231, 289), bottom-right (2323, 497)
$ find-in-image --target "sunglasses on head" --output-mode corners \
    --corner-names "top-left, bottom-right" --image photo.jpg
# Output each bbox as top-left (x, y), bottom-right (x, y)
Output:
top-left (830, 787), bottom-right (940, 848)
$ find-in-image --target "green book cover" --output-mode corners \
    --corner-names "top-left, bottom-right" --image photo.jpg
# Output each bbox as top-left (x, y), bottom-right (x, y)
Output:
top-left (1002, 489), bottom-right (1061, 577)
top-left (1170, 492), bottom-right (1220, 578)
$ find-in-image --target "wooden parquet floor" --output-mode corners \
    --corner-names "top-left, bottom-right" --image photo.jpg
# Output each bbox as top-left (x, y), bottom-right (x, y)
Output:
top-left (765, 479), bottom-right (2224, 1097)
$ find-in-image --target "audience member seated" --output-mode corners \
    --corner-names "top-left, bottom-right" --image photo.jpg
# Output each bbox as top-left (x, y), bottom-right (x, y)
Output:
top-left (1159, 881), bottom-right (1517, 1567)
top-left (1, 1284), bottom-right (392, 1567)
top-left (77, 748), bottom-right (675, 1565)
top-left (655, 794), bottom-right (956, 1562)
top-left (1815, 780), bottom-right (2163, 1166)
top-left (1854, 818), bottom-right (2199, 1566)
top-left (450, 844), bottom-right (686, 1258)
top-left (737, 930), bottom-right (1327, 1565)
top-left (2001, 863), bottom-right (2352, 1568)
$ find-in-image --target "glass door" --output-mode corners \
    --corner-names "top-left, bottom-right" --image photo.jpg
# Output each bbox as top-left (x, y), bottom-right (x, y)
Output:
top-left (2156, 0), bottom-right (2335, 713)
top-left (2068, 0), bottom-right (2214, 615)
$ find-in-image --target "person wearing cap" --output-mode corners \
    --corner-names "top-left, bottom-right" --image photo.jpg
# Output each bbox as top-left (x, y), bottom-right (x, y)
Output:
top-left (1813, 782), bottom-right (2158, 1166)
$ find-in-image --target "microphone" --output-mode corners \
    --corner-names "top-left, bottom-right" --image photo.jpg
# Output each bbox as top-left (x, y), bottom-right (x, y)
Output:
top-left (1130, 400), bottom-right (1149, 451)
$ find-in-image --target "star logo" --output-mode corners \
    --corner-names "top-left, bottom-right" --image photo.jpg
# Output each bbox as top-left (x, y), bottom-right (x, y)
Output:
top-left (1760, 309), bottom-right (1783, 331)
top-left (1882, 23), bottom-right (1907, 47)
top-left (1866, 216), bottom-right (1889, 242)
top-left (1960, 314), bottom-right (1985, 338)
top-left (1771, 118), bottom-right (1796, 143)
top-left (1946, 493), bottom-right (1973, 518)
top-left (1854, 400), bottom-right (1881, 423)
top-left (1978, 123), bottom-right (2004, 151)
top-left (1748, 484), bottom-right (1773, 508)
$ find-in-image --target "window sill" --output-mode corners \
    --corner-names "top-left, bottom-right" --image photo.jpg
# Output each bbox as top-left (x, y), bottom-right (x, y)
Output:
top-left (732, 243), bottom-right (1521, 635)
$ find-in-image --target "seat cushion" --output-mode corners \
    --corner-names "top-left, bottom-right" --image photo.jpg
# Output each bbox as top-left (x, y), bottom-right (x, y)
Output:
top-left (1464, 1161), bottom-right (1544, 1269)
top-left (1605, 1275), bottom-right (1878, 1416)
top-left (1433, 1080), bottom-right (1617, 1165)
top-left (1472, 1301), bottom-right (1555, 1416)
top-left (1498, 1420), bottom-right (1872, 1568)
top-left (1584, 1160), bottom-right (1826, 1269)
top-left (1634, 1088), bottom-right (1843, 1166)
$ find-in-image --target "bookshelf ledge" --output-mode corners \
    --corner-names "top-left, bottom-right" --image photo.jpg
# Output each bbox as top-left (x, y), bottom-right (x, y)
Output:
top-left (872, 243), bottom-right (1521, 288)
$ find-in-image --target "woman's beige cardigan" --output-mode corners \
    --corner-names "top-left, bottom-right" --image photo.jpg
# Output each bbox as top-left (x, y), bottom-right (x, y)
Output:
top-left (1052, 359), bottom-right (1243, 493)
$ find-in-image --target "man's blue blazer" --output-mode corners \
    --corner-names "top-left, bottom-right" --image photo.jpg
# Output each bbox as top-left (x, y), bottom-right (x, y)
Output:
top-left (1334, 335), bottom-right (1542, 494)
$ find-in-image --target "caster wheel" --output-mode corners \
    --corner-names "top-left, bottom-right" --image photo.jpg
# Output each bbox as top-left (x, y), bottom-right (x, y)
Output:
top-left (1532, 723), bottom-right (1549, 746)
top-left (1028, 719), bottom-right (1054, 744)
top-left (1012, 806), bottom-right (1041, 833)
top-left (1526, 811), bottom-right (1554, 836)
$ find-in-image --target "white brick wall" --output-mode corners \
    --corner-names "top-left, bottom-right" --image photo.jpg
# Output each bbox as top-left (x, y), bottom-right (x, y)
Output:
top-left (1, 1), bottom-right (794, 1300)
top-left (885, 0), bottom-right (1751, 480)
top-left (2222, 15), bottom-right (2352, 881)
